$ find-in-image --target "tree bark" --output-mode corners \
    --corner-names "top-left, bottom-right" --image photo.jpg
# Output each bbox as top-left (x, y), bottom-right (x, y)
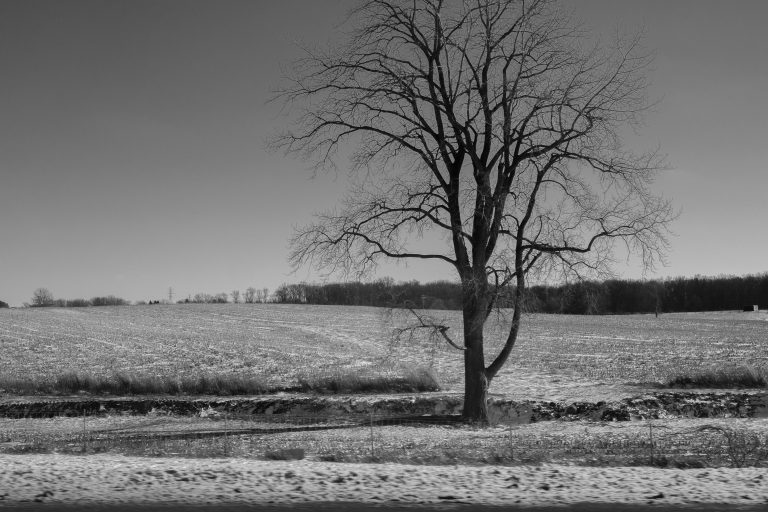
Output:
top-left (461, 278), bottom-right (490, 423)
top-left (463, 339), bottom-right (489, 423)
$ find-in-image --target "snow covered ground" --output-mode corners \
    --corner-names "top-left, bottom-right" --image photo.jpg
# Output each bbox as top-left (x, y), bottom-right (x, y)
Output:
top-left (0, 454), bottom-right (766, 507)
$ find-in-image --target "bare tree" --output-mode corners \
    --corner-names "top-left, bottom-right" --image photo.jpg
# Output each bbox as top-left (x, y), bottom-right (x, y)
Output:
top-left (261, 288), bottom-right (270, 303)
top-left (274, 0), bottom-right (674, 422)
top-left (31, 288), bottom-right (55, 307)
top-left (255, 288), bottom-right (267, 303)
top-left (244, 287), bottom-right (257, 304)
top-left (231, 290), bottom-right (241, 304)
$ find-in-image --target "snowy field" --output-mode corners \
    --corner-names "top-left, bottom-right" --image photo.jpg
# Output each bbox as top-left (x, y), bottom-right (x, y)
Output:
top-left (1, 454), bottom-right (766, 507)
top-left (2, 304), bottom-right (767, 400)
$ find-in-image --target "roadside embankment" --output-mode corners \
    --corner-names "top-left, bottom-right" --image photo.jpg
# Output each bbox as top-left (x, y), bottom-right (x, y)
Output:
top-left (1, 391), bottom-right (766, 423)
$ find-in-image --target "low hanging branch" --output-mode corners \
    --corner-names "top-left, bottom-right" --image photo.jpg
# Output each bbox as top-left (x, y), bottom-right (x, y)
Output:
top-left (392, 305), bottom-right (465, 352)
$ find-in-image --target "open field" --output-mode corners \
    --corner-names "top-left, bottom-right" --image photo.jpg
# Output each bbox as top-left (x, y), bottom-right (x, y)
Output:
top-left (2, 305), bottom-right (768, 506)
top-left (2, 304), bottom-right (768, 401)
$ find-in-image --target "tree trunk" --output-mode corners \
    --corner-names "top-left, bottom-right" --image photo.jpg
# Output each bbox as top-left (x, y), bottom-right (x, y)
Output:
top-left (463, 341), bottom-right (489, 423)
top-left (461, 285), bottom-right (490, 423)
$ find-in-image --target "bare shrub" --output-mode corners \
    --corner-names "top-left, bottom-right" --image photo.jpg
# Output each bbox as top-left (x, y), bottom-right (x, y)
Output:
top-left (697, 425), bottom-right (768, 468)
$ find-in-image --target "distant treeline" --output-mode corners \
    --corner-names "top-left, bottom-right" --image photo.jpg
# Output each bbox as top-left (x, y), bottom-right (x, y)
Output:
top-left (273, 279), bottom-right (464, 309)
top-left (29, 295), bottom-right (130, 308)
top-left (273, 273), bottom-right (768, 314)
top-left (23, 288), bottom-right (130, 308)
top-left (528, 275), bottom-right (768, 314)
top-left (18, 286), bottom-right (271, 308)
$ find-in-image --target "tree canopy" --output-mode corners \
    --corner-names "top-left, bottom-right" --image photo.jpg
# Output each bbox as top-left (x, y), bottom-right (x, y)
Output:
top-left (275, 0), bottom-right (674, 422)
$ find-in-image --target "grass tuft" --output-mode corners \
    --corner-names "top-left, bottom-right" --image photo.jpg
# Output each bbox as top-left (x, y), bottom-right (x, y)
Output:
top-left (0, 368), bottom-right (440, 396)
top-left (0, 372), bottom-right (271, 396)
top-left (295, 368), bottom-right (440, 394)
top-left (665, 366), bottom-right (767, 389)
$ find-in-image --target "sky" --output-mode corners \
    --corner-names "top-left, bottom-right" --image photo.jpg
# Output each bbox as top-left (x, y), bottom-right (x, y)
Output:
top-left (1, 0), bottom-right (767, 307)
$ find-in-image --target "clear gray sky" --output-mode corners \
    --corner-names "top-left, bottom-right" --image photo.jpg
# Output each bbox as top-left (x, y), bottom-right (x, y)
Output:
top-left (1, 0), bottom-right (766, 307)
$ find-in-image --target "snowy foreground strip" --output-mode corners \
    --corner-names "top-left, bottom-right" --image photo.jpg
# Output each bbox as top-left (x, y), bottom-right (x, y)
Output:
top-left (0, 454), bottom-right (766, 506)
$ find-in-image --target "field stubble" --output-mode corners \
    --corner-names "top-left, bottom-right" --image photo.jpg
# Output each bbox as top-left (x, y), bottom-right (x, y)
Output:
top-left (2, 305), bottom-right (767, 402)
top-left (2, 305), bottom-right (768, 471)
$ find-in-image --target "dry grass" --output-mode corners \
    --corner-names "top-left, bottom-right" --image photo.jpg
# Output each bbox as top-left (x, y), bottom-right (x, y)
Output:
top-left (0, 368), bottom-right (440, 396)
top-left (665, 366), bottom-right (768, 389)
top-left (3, 415), bottom-right (767, 468)
top-left (295, 368), bottom-right (439, 394)
top-left (0, 372), bottom-right (270, 396)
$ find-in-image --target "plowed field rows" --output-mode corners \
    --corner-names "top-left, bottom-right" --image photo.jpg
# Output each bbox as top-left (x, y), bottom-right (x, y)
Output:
top-left (1, 305), bottom-right (767, 399)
